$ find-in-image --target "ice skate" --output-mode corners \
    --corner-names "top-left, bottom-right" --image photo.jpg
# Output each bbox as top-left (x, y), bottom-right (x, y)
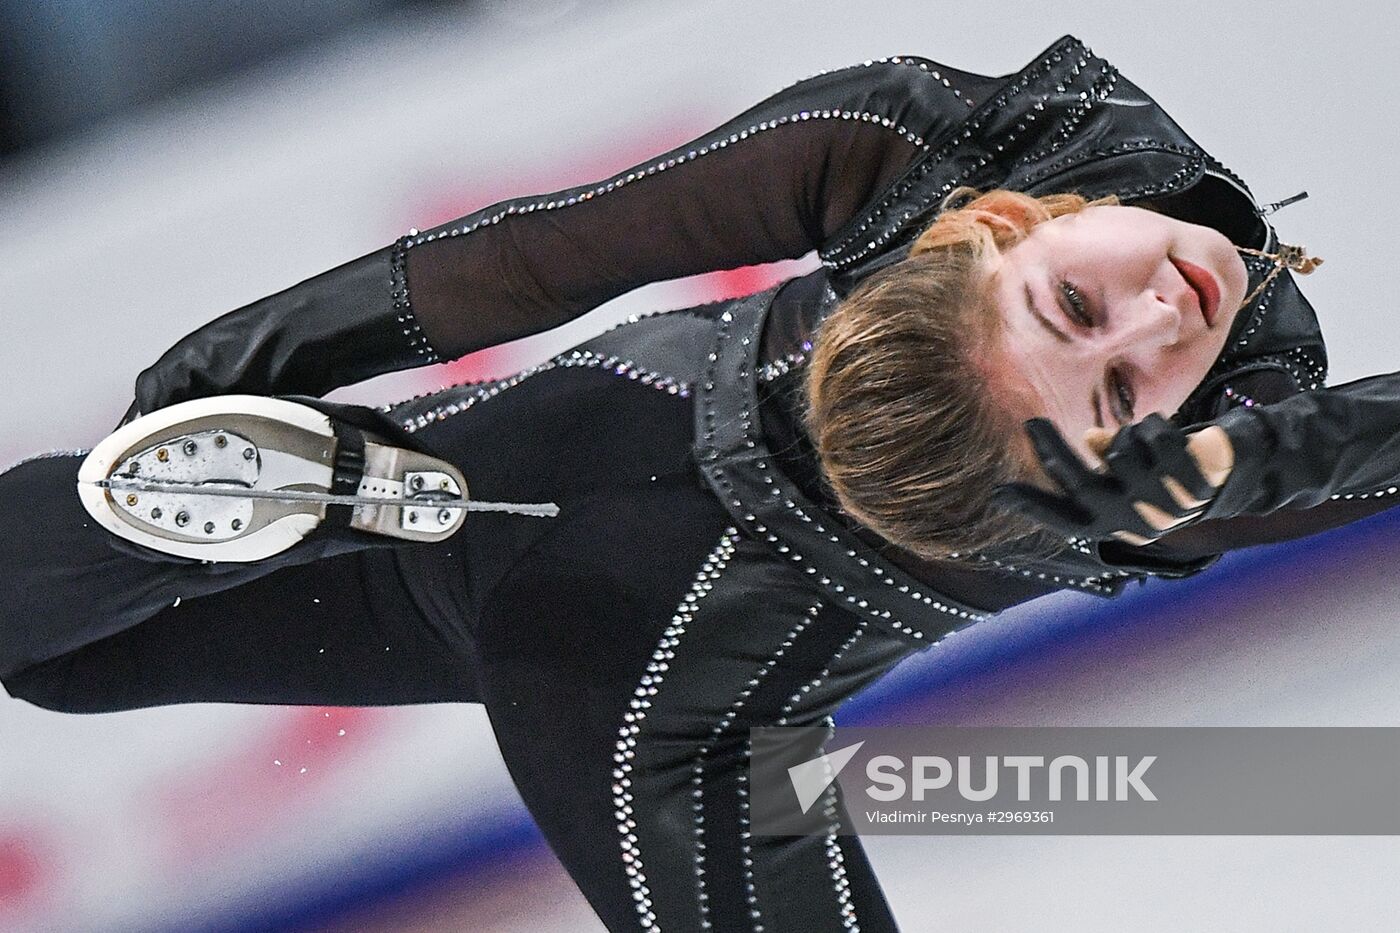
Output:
top-left (76, 395), bottom-right (470, 562)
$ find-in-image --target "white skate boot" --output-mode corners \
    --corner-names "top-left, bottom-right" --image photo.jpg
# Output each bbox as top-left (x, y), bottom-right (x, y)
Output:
top-left (77, 395), bottom-right (470, 562)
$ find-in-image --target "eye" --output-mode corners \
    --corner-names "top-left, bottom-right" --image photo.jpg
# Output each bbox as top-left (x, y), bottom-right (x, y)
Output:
top-left (1058, 280), bottom-right (1093, 327)
top-left (1110, 368), bottom-right (1136, 422)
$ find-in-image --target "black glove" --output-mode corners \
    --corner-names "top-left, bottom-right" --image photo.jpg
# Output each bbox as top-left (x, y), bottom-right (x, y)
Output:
top-left (989, 414), bottom-right (1222, 543)
top-left (120, 237), bottom-right (439, 426)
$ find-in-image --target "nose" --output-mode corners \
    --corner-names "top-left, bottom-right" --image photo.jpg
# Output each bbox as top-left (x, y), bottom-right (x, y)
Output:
top-left (1074, 291), bottom-right (1183, 376)
top-left (1111, 292), bottom-right (1184, 353)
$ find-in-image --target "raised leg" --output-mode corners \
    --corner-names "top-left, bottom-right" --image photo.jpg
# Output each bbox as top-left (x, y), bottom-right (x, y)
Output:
top-left (0, 443), bottom-right (477, 712)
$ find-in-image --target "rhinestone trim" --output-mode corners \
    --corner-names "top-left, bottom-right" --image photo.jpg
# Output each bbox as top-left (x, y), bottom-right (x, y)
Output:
top-left (1331, 484), bottom-right (1400, 503)
top-left (959, 553), bottom-right (1127, 594)
top-left (756, 329), bottom-right (1129, 592)
top-left (1015, 61), bottom-right (1119, 166)
top-left (693, 599), bottom-right (824, 931)
top-left (696, 293), bottom-right (990, 643)
top-left (777, 624), bottom-right (866, 726)
top-left (390, 346), bottom-right (691, 434)
top-left (756, 342), bottom-right (812, 384)
top-left (821, 39), bottom-right (1090, 268)
top-left (1222, 385), bottom-right (1258, 409)
top-left (776, 624), bottom-right (870, 933)
top-left (807, 55), bottom-right (977, 108)
top-left (1280, 345), bottom-right (1326, 391)
top-left (400, 111), bottom-right (928, 258)
top-left (1229, 254), bottom-right (1282, 355)
top-left (381, 307), bottom-right (684, 414)
top-left (615, 527), bottom-right (740, 932)
top-left (390, 235), bottom-right (441, 364)
top-left (1015, 139), bottom-right (1203, 189)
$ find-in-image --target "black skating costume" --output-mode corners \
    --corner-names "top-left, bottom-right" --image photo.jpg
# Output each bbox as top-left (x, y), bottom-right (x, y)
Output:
top-left (4, 34), bottom-right (1399, 932)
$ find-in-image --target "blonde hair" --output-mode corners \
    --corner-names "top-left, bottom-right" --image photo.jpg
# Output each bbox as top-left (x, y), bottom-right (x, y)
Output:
top-left (800, 186), bottom-right (1120, 563)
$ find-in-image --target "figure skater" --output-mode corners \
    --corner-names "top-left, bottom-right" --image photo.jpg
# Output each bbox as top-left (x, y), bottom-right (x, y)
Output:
top-left (2, 34), bottom-right (1389, 932)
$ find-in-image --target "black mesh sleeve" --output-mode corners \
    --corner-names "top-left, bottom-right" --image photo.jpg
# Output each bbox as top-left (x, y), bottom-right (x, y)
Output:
top-left (121, 59), bottom-right (977, 417)
top-left (397, 60), bottom-right (971, 360)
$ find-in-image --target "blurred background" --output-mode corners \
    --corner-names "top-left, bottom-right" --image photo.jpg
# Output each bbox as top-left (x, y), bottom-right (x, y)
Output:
top-left (2, 0), bottom-right (1399, 930)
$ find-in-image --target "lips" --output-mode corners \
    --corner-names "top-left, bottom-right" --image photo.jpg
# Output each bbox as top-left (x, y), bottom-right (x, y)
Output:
top-left (1170, 256), bottom-right (1221, 327)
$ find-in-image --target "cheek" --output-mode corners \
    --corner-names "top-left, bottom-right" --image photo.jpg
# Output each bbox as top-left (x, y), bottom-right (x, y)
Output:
top-left (1143, 344), bottom-right (1222, 416)
top-left (1012, 350), bottom-right (1091, 452)
top-left (1185, 326), bottom-right (1230, 378)
top-left (977, 337), bottom-right (1052, 424)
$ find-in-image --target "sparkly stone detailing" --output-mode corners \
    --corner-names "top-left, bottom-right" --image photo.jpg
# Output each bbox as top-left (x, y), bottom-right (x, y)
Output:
top-left (1229, 253), bottom-right (1283, 355)
top-left (696, 292), bottom-right (990, 643)
top-left (1224, 235), bottom-right (1327, 378)
top-left (1195, 347), bottom-right (1325, 420)
top-left (389, 346), bottom-right (691, 434)
top-left (1017, 61), bottom-right (1119, 166)
top-left (776, 624), bottom-right (870, 933)
top-left (945, 534), bottom-right (1126, 590)
top-left (1184, 244), bottom-right (1327, 423)
top-left (809, 55), bottom-right (977, 108)
top-left (616, 527), bottom-right (741, 932)
top-left (756, 342), bottom-right (812, 384)
top-left (823, 809), bottom-right (860, 933)
top-left (390, 235), bottom-right (441, 364)
top-left (1331, 484), bottom-right (1400, 503)
top-left (737, 741), bottom-right (764, 932)
top-left (391, 360), bottom-right (560, 433)
top-left (961, 553), bottom-right (1127, 594)
top-left (821, 38), bottom-right (1095, 270)
top-left (1065, 535), bottom-right (1096, 556)
top-left (1281, 346), bottom-right (1327, 391)
top-left (399, 110), bottom-right (929, 257)
top-left (1101, 155), bottom-right (1202, 203)
top-left (1222, 385), bottom-right (1258, 409)
top-left (1016, 139), bottom-right (1202, 189)
top-left (566, 349), bottom-right (691, 395)
top-left (776, 621), bottom-right (865, 721)
top-left (693, 599), bottom-right (824, 931)
top-left (380, 309), bottom-right (682, 413)
top-left (753, 322), bottom-right (1123, 596)
top-left (819, 39), bottom-right (1241, 279)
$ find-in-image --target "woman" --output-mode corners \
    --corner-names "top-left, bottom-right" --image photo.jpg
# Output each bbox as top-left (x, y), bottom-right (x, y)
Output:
top-left (2, 33), bottom-right (1395, 932)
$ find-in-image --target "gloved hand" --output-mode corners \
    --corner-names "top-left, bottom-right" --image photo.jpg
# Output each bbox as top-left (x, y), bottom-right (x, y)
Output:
top-left (116, 239), bottom-right (438, 429)
top-left (989, 413), bottom-right (1234, 546)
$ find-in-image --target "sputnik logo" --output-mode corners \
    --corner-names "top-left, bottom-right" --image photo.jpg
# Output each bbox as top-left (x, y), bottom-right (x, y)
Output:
top-left (787, 741), bottom-right (865, 813)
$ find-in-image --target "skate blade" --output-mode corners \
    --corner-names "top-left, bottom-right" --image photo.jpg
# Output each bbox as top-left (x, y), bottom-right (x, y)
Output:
top-left (78, 396), bottom-right (468, 562)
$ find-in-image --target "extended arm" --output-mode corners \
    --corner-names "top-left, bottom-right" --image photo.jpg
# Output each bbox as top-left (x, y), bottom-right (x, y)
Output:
top-left (997, 367), bottom-right (1400, 574)
top-left (128, 59), bottom-right (971, 416)
top-left (1130, 369), bottom-right (1400, 562)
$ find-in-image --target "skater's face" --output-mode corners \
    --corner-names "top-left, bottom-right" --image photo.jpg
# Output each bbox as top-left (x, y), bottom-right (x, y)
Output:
top-left (975, 205), bottom-right (1249, 466)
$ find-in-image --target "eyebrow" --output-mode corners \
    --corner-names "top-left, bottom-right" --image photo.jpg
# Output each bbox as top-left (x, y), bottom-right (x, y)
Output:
top-left (1024, 280), bottom-right (1109, 432)
top-left (1024, 283), bottom-right (1071, 344)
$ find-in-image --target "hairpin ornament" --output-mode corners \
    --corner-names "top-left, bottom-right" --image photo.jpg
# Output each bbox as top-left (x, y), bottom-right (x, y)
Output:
top-left (1233, 241), bottom-right (1324, 309)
